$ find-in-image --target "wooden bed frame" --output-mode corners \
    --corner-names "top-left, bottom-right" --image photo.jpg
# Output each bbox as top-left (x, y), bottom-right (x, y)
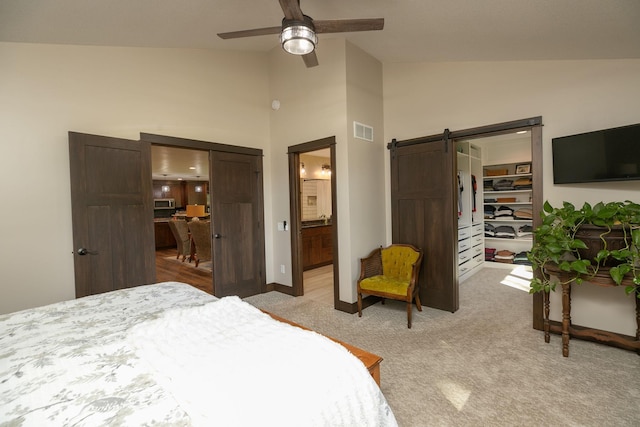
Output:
top-left (266, 311), bottom-right (383, 385)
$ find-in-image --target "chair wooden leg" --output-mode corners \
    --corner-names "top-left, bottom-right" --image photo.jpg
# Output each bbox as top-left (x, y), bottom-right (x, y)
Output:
top-left (407, 301), bottom-right (412, 329)
top-left (357, 292), bottom-right (363, 317)
top-left (415, 292), bottom-right (423, 311)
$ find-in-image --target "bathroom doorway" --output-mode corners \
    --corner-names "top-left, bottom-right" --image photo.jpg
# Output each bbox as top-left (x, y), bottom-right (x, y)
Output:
top-left (288, 137), bottom-right (339, 307)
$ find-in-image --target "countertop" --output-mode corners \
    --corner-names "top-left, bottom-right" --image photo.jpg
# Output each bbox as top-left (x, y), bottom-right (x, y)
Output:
top-left (302, 220), bottom-right (332, 228)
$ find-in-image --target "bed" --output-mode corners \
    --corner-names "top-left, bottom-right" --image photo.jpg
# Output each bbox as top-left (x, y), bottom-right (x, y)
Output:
top-left (0, 282), bottom-right (397, 426)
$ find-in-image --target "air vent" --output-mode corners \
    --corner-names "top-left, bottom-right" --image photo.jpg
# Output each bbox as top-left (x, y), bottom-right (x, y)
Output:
top-left (353, 121), bottom-right (374, 142)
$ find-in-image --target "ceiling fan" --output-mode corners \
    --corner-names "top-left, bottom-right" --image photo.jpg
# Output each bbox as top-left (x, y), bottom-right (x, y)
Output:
top-left (217, 0), bottom-right (384, 68)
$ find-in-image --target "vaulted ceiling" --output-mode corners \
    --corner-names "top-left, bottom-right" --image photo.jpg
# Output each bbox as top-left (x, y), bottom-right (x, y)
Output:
top-left (4, 1), bottom-right (638, 179)
top-left (1, 0), bottom-right (639, 63)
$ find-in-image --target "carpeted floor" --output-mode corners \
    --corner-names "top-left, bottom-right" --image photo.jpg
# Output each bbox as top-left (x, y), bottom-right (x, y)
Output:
top-left (164, 256), bottom-right (212, 272)
top-left (244, 267), bottom-right (640, 427)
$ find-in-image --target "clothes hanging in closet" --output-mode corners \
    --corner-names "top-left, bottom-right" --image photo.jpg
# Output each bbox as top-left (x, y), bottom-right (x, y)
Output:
top-left (457, 171), bottom-right (464, 217)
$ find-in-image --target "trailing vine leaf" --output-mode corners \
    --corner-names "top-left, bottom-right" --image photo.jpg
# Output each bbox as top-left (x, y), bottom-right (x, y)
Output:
top-left (528, 199), bottom-right (640, 298)
top-left (570, 259), bottom-right (591, 275)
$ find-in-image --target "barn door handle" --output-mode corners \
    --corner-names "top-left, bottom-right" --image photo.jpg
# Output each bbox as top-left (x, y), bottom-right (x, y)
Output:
top-left (213, 234), bottom-right (222, 239)
top-left (76, 247), bottom-right (97, 256)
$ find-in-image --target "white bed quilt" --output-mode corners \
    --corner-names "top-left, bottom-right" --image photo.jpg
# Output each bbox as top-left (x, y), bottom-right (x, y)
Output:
top-left (128, 295), bottom-right (397, 427)
top-left (0, 282), bottom-right (397, 426)
top-left (0, 282), bottom-right (210, 425)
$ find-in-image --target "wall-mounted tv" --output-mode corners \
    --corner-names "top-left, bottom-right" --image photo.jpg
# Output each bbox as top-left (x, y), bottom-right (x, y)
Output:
top-left (552, 123), bottom-right (640, 184)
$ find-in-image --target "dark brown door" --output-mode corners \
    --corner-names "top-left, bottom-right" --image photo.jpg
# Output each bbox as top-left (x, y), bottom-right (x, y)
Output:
top-left (390, 134), bottom-right (459, 312)
top-left (210, 151), bottom-right (265, 297)
top-left (69, 132), bottom-right (156, 298)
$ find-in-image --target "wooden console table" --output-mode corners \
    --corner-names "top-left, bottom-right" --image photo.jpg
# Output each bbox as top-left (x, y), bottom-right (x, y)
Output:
top-left (543, 265), bottom-right (640, 357)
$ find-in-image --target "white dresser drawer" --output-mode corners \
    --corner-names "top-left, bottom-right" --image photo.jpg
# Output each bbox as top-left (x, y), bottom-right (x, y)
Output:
top-left (458, 238), bottom-right (471, 252)
top-left (472, 245), bottom-right (484, 257)
top-left (458, 226), bottom-right (471, 240)
top-left (458, 248), bottom-right (471, 264)
top-left (472, 223), bottom-right (483, 235)
top-left (459, 261), bottom-right (471, 276)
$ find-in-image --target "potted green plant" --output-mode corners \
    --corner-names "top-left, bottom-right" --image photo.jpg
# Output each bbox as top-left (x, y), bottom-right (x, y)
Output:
top-left (527, 200), bottom-right (640, 298)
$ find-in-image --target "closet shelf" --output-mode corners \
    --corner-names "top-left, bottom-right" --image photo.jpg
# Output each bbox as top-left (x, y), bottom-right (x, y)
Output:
top-left (484, 202), bottom-right (532, 206)
top-left (485, 237), bottom-right (533, 243)
top-left (483, 173), bottom-right (532, 180)
top-left (484, 190), bottom-right (531, 195)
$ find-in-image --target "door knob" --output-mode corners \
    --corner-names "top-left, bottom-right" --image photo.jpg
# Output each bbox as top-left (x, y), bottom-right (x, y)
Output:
top-left (76, 248), bottom-right (97, 256)
top-left (213, 234), bottom-right (222, 239)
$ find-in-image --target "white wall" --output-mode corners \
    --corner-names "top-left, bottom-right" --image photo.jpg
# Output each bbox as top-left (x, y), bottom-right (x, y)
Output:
top-left (267, 39), bottom-right (348, 290)
top-left (3, 39), bottom-right (637, 332)
top-left (383, 59), bottom-right (640, 335)
top-left (345, 42), bottom-right (386, 302)
top-left (0, 42), bottom-right (271, 314)
top-left (267, 40), bottom-right (385, 303)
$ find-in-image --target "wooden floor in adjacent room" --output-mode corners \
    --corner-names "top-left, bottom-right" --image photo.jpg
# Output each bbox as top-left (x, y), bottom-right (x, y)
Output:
top-left (303, 264), bottom-right (334, 305)
top-left (156, 248), bottom-right (334, 305)
top-left (155, 248), bottom-right (213, 295)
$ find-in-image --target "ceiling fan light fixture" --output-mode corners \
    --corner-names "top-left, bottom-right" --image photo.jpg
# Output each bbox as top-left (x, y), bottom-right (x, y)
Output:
top-left (280, 18), bottom-right (317, 55)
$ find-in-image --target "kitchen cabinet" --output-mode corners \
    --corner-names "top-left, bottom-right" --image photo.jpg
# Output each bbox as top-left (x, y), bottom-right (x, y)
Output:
top-left (302, 225), bottom-right (333, 270)
top-left (154, 220), bottom-right (177, 249)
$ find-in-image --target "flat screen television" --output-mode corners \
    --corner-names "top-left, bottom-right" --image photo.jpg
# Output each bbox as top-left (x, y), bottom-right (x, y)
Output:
top-left (552, 123), bottom-right (640, 184)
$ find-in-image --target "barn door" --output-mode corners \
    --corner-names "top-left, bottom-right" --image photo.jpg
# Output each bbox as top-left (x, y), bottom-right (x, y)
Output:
top-left (69, 132), bottom-right (155, 298)
top-left (210, 151), bottom-right (265, 297)
top-left (389, 132), bottom-right (459, 312)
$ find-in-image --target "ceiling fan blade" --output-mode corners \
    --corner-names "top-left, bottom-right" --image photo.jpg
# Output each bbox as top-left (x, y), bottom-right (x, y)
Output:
top-left (279, 0), bottom-right (304, 21)
top-left (314, 18), bottom-right (384, 34)
top-left (217, 26), bottom-right (282, 39)
top-left (302, 51), bottom-right (319, 68)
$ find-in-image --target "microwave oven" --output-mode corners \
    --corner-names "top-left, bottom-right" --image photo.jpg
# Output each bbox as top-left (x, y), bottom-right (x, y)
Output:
top-left (154, 198), bottom-right (175, 209)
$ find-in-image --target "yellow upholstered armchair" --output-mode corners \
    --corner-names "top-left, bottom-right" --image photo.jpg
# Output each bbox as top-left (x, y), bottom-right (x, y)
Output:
top-left (357, 244), bottom-right (424, 328)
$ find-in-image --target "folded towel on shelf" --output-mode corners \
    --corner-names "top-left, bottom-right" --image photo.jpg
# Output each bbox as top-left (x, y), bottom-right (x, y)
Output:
top-left (494, 206), bottom-right (514, 217)
top-left (484, 223), bottom-right (496, 237)
top-left (484, 205), bottom-right (496, 219)
top-left (485, 247), bottom-right (496, 261)
top-left (494, 250), bottom-right (515, 263)
top-left (494, 225), bottom-right (516, 238)
top-left (492, 179), bottom-right (514, 191)
top-left (517, 224), bottom-right (534, 238)
top-left (514, 177), bottom-right (533, 189)
top-left (513, 208), bottom-right (533, 219)
top-left (513, 251), bottom-right (532, 265)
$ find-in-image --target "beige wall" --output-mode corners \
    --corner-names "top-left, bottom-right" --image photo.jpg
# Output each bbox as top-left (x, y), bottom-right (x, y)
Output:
top-left (267, 39), bottom-right (385, 303)
top-left (383, 59), bottom-right (640, 335)
top-left (267, 38), bottom-right (347, 291)
top-left (0, 42), bottom-right (271, 314)
top-left (344, 42), bottom-right (385, 302)
top-left (2, 38), bottom-right (638, 336)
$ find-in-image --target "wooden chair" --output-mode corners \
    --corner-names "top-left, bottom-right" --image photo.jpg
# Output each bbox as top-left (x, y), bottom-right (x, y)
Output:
top-left (168, 219), bottom-right (192, 262)
top-left (357, 244), bottom-right (423, 328)
top-left (187, 220), bottom-right (212, 267)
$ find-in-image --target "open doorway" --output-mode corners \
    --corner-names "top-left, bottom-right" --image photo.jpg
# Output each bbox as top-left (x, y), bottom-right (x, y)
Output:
top-left (300, 149), bottom-right (333, 304)
top-left (151, 145), bottom-right (213, 294)
top-left (288, 137), bottom-right (339, 308)
top-left (145, 132), bottom-right (266, 299)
